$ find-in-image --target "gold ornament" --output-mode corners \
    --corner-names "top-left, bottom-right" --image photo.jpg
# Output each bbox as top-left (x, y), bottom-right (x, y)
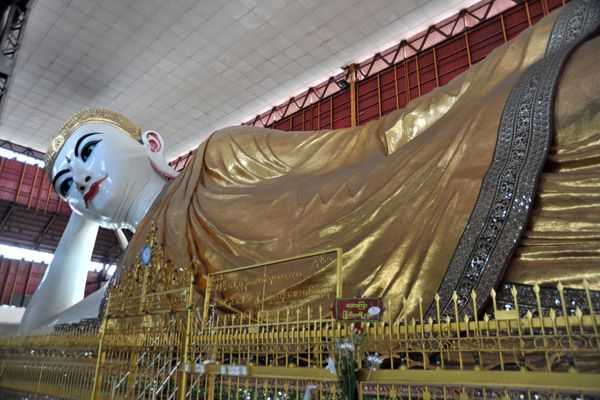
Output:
top-left (44, 108), bottom-right (142, 180)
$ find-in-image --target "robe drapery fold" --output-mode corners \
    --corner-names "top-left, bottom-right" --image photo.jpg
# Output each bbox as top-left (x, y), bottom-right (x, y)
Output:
top-left (117, 0), bottom-right (600, 321)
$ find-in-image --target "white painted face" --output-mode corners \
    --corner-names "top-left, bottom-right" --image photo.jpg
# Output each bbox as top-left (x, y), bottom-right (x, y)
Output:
top-left (51, 123), bottom-right (155, 227)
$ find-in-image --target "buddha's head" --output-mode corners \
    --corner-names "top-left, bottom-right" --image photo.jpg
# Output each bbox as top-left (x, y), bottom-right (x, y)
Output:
top-left (45, 109), bottom-right (177, 227)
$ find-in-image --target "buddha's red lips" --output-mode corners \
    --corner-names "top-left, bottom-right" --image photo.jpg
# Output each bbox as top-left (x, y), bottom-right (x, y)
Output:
top-left (84, 176), bottom-right (107, 208)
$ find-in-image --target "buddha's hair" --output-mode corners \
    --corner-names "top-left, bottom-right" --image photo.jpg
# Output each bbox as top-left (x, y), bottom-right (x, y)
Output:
top-left (44, 109), bottom-right (142, 180)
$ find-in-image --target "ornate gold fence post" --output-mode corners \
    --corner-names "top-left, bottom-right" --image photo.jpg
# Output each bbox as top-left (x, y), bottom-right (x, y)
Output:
top-left (35, 361), bottom-right (44, 395)
top-left (207, 330), bottom-right (218, 399)
top-left (179, 275), bottom-right (195, 400)
top-left (91, 301), bottom-right (109, 400)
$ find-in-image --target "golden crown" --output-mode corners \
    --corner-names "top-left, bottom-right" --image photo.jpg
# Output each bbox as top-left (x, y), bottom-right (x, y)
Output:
top-left (44, 109), bottom-right (142, 180)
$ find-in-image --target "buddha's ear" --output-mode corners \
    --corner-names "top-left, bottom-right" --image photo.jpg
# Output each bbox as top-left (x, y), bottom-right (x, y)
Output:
top-left (141, 131), bottom-right (179, 179)
top-left (141, 131), bottom-right (164, 153)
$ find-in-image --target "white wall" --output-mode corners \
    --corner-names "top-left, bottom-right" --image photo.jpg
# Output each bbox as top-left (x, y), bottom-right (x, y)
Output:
top-left (0, 306), bottom-right (25, 335)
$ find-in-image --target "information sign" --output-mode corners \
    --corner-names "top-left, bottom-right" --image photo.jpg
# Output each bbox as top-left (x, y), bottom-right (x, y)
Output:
top-left (203, 248), bottom-right (342, 321)
top-left (333, 297), bottom-right (383, 322)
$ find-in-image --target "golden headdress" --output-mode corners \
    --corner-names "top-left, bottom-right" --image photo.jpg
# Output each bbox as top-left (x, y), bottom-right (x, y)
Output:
top-left (44, 109), bottom-right (142, 180)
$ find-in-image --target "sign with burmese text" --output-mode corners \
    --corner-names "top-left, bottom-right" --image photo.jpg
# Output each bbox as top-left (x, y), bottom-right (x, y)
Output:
top-left (203, 249), bottom-right (342, 320)
top-left (333, 297), bottom-right (383, 322)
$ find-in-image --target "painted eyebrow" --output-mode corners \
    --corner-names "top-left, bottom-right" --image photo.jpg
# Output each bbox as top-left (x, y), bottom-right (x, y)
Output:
top-left (52, 169), bottom-right (70, 189)
top-left (75, 132), bottom-right (102, 157)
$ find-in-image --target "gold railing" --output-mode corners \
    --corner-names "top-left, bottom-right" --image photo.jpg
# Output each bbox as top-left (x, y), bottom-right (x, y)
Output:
top-left (2, 281), bottom-right (598, 399)
top-left (1, 227), bottom-right (598, 399)
top-left (184, 282), bottom-right (600, 399)
top-left (0, 325), bottom-right (99, 399)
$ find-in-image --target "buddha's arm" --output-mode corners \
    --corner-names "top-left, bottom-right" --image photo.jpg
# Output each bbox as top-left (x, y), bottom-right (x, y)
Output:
top-left (19, 213), bottom-right (99, 332)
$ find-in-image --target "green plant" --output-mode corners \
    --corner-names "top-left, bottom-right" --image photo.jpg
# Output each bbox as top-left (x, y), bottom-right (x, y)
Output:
top-left (334, 330), bottom-right (366, 399)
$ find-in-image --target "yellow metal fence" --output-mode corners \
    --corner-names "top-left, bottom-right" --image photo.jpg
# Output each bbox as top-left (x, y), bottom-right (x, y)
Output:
top-left (1, 228), bottom-right (598, 399)
top-left (0, 325), bottom-right (99, 399)
top-left (1, 281), bottom-right (599, 399)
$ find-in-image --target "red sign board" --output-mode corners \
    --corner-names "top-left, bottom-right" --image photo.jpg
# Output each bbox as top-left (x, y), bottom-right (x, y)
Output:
top-left (333, 297), bottom-right (383, 322)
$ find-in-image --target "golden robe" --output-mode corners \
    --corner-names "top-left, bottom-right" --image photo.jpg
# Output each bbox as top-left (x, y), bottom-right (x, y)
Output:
top-left (119, 0), bottom-right (600, 321)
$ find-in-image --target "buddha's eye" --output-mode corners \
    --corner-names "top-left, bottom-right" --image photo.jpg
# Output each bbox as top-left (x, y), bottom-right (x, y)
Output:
top-left (59, 177), bottom-right (73, 197)
top-left (80, 140), bottom-right (101, 162)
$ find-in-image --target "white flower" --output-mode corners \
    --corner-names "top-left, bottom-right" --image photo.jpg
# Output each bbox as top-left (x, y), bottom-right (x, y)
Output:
top-left (339, 340), bottom-right (354, 351)
top-left (303, 384), bottom-right (318, 400)
top-left (367, 353), bottom-right (383, 367)
top-left (326, 357), bottom-right (336, 374)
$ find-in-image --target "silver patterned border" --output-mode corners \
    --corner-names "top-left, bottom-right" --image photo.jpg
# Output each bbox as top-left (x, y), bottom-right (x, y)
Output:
top-left (426, 0), bottom-right (600, 320)
top-left (484, 282), bottom-right (600, 318)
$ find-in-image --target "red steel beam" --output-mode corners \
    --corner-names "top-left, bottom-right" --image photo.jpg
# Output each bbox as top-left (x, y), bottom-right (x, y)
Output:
top-left (171, 0), bottom-right (566, 172)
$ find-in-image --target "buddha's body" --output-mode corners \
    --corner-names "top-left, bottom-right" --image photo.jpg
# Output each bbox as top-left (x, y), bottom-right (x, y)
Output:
top-left (19, 1), bottom-right (600, 333)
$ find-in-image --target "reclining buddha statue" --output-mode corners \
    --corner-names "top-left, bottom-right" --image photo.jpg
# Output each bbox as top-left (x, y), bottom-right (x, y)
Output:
top-left (19, 0), bottom-right (600, 333)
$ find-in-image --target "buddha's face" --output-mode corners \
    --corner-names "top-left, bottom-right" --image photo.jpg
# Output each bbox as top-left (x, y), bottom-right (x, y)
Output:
top-left (51, 123), bottom-right (154, 226)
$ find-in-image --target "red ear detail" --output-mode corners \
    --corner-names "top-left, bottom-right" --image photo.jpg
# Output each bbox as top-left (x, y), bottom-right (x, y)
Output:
top-left (146, 132), bottom-right (162, 153)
